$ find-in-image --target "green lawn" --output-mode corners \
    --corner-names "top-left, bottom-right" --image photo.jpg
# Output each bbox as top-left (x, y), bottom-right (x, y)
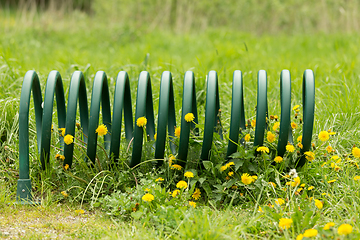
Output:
top-left (1, 7), bottom-right (360, 240)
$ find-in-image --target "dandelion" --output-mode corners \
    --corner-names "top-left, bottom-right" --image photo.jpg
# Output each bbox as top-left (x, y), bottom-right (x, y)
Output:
top-left (273, 122), bottom-right (280, 131)
top-left (184, 171), bottom-right (194, 178)
top-left (228, 171), bottom-right (234, 177)
top-left (95, 124), bottom-right (108, 136)
top-left (314, 199), bottom-right (323, 209)
top-left (171, 164), bottom-right (183, 170)
top-left (279, 218), bottom-right (293, 229)
top-left (226, 162), bottom-right (235, 168)
top-left (154, 133), bottom-right (157, 140)
top-left (293, 105), bottom-right (300, 111)
top-left (303, 229), bottom-right (318, 238)
top-left (241, 173), bottom-right (254, 185)
top-left (268, 182), bottom-right (276, 188)
top-left (155, 177), bottom-right (164, 182)
top-left (338, 224), bottom-right (352, 235)
top-left (305, 151), bottom-right (315, 161)
top-left (188, 201), bottom-right (196, 208)
top-left (267, 131), bottom-right (276, 143)
top-left (244, 134), bottom-right (251, 142)
top-left (296, 234), bottom-right (304, 240)
top-left (175, 127), bottom-right (181, 138)
top-left (75, 209), bottom-right (85, 214)
top-left (176, 180), bottom-right (188, 189)
top-left (297, 135), bottom-right (302, 143)
top-left (142, 193), bottom-right (154, 202)
top-left (327, 179), bottom-right (336, 183)
top-left (168, 155), bottom-right (175, 166)
top-left (184, 113), bottom-right (195, 122)
top-left (136, 117), bottom-right (147, 127)
top-left (64, 134), bottom-right (74, 145)
top-left (231, 185), bottom-right (238, 189)
top-left (251, 119), bottom-right (256, 128)
top-left (318, 131), bottom-right (329, 141)
top-left (61, 191), bottom-right (68, 197)
top-left (296, 188), bottom-right (303, 193)
top-left (291, 177), bottom-right (301, 187)
top-left (274, 156), bottom-right (283, 163)
top-left (192, 188), bottom-right (201, 200)
top-left (308, 186), bottom-right (315, 190)
top-left (258, 206), bottom-right (263, 212)
top-left (256, 146), bottom-right (269, 154)
top-left (145, 188), bottom-right (150, 192)
top-left (220, 165), bottom-right (228, 172)
top-left (275, 198), bottom-right (285, 206)
top-left (64, 164), bottom-right (69, 170)
top-left (172, 189), bottom-right (180, 197)
top-left (323, 222), bottom-right (335, 230)
top-left (59, 128), bottom-right (65, 137)
top-left (352, 147), bottom-right (360, 158)
top-left (291, 122), bottom-right (297, 129)
top-left (354, 176), bottom-right (360, 181)
top-left (286, 144), bottom-right (295, 153)
top-left (60, 155), bottom-right (65, 161)
top-left (326, 145), bottom-right (333, 153)
top-left (297, 143), bottom-right (303, 149)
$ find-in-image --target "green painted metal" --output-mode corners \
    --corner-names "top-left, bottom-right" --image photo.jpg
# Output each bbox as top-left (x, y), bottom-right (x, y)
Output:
top-left (17, 69), bottom-right (315, 203)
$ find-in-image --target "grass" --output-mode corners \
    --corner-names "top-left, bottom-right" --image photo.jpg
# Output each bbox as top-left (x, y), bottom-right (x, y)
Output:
top-left (1, 6), bottom-right (360, 240)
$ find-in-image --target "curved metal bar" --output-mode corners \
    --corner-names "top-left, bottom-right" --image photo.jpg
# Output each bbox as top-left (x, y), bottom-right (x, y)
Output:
top-left (63, 71), bottom-right (89, 167)
top-left (109, 71), bottom-right (133, 162)
top-left (40, 71), bottom-right (67, 170)
top-left (277, 70), bottom-right (292, 156)
top-left (130, 71), bottom-right (155, 168)
top-left (178, 71), bottom-right (198, 167)
top-left (297, 69), bottom-right (315, 168)
top-left (200, 70), bottom-right (221, 160)
top-left (86, 71), bottom-right (112, 165)
top-left (154, 71), bottom-right (177, 164)
top-left (254, 70), bottom-right (268, 147)
top-left (17, 70), bottom-right (43, 201)
top-left (226, 70), bottom-right (245, 157)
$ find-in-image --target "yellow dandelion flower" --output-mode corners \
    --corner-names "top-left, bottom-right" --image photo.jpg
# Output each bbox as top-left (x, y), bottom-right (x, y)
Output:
top-left (308, 186), bottom-right (314, 190)
top-left (266, 131), bottom-right (276, 143)
top-left (297, 143), bottom-right (303, 149)
top-left (60, 155), bottom-right (65, 161)
top-left (231, 185), bottom-right (238, 189)
top-left (323, 222), bottom-right (335, 230)
top-left (59, 128), bottom-right (65, 137)
top-left (337, 224), bottom-right (352, 235)
top-left (64, 134), bottom-right (74, 145)
top-left (154, 133), bottom-right (157, 140)
top-left (327, 179), bottom-right (336, 183)
top-left (297, 135), bottom-right (302, 143)
top-left (61, 191), bottom-right (68, 197)
top-left (155, 177), bottom-right (164, 182)
top-left (314, 199), bottom-right (323, 209)
top-left (286, 144), bottom-right (295, 152)
top-left (257, 146), bottom-right (269, 154)
top-left (293, 105), bottom-right (300, 111)
top-left (145, 188), bottom-right (150, 192)
top-left (136, 116), bottom-right (147, 127)
top-left (296, 234), bottom-right (304, 240)
top-left (64, 164), bottom-right (69, 170)
top-left (291, 122), bottom-right (297, 129)
top-left (273, 122), bottom-right (280, 131)
top-left (352, 147), bottom-right (360, 158)
top-left (297, 188), bottom-right (303, 193)
top-left (291, 176), bottom-right (300, 187)
top-left (305, 151), bottom-right (315, 161)
top-left (175, 126), bottom-right (181, 138)
top-left (326, 145), bottom-right (333, 153)
top-left (244, 134), bottom-right (251, 142)
top-left (268, 182), bottom-right (276, 188)
top-left (142, 193), bottom-right (154, 202)
top-left (172, 189), bottom-right (180, 197)
top-left (226, 162), bottom-right (235, 168)
top-left (176, 180), bottom-right (188, 189)
top-left (241, 173), bottom-right (253, 185)
top-left (75, 209), bottom-right (85, 214)
top-left (192, 188), bottom-right (201, 200)
top-left (188, 201), bottom-right (196, 208)
top-left (220, 165), bottom-right (228, 172)
top-left (274, 156), bottom-right (283, 163)
top-left (184, 113), bottom-right (195, 122)
top-left (275, 198), bottom-right (285, 206)
top-left (251, 119), bottom-right (256, 128)
top-left (354, 176), bottom-right (360, 181)
top-left (184, 171), bottom-right (194, 178)
top-left (303, 229), bottom-right (318, 238)
top-left (228, 171), bottom-right (234, 177)
top-left (171, 164), bottom-right (183, 170)
top-left (258, 206), bottom-right (263, 212)
top-left (318, 131), bottom-right (330, 141)
top-left (95, 124), bottom-right (108, 136)
top-left (168, 155), bottom-right (175, 166)
top-left (279, 218), bottom-right (293, 229)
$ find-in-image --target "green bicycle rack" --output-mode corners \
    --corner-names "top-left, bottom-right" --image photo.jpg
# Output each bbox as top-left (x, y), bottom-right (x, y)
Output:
top-left (16, 69), bottom-right (315, 203)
